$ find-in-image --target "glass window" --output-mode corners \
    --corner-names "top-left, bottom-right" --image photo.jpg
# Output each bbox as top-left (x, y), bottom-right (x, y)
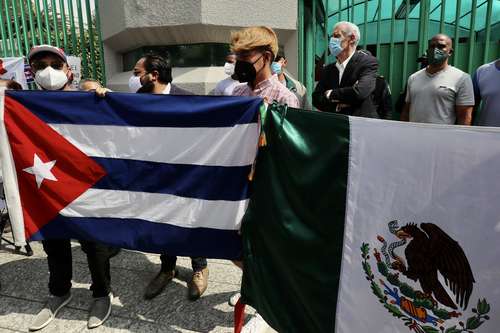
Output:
top-left (122, 43), bottom-right (231, 71)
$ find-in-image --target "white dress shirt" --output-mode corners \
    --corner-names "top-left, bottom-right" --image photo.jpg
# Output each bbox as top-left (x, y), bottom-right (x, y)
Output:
top-left (335, 51), bottom-right (355, 84)
top-left (162, 83), bottom-right (171, 95)
top-left (326, 51), bottom-right (356, 102)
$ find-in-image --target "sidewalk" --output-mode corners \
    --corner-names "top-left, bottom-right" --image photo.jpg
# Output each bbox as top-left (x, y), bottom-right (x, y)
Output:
top-left (0, 239), bottom-right (246, 332)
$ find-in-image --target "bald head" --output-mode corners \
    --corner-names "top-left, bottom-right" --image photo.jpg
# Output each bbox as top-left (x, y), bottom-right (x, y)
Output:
top-left (430, 34), bottom-right (452, 49)
top-left (426, 34), bottom-right (453, 69)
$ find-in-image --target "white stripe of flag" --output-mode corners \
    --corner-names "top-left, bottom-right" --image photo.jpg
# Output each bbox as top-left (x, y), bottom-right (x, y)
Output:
top-left (60, 188), bottom-right (248, 230)
top-left (49, 123), bottom-right (260, 166)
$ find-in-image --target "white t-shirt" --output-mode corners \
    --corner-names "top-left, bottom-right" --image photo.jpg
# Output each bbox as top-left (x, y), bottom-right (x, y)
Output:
top-left (406, 66), bottom-right (474, 124)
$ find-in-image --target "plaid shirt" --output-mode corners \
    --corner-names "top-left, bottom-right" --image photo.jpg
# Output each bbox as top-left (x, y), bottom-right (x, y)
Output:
top-left (232, 75), bottom-right (300, 108)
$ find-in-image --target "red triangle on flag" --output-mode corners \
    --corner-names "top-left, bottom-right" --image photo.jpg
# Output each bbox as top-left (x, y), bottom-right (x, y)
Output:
top-left (4, 95), bottom-right (107, 238)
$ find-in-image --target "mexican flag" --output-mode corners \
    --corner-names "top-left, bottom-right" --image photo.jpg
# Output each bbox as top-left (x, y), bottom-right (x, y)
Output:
top-left (241, 105), bottom-right (499, 333)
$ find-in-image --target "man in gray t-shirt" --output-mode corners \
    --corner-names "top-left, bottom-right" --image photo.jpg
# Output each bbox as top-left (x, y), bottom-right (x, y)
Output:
top-left (401, 34), bottom-right (474, 125)
top-left (473, 59), bottom-right (500, 126)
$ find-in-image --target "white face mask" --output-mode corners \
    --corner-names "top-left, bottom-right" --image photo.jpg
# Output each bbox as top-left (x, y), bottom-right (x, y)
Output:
top-left (35, 66), bottom-right (68, 90)
top-left (224, 62), bottom-right (235, 76)
top-left (128, 75), bottom-right (142, 93)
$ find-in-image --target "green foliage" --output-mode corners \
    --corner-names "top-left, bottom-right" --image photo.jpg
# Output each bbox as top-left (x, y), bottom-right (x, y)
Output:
top-left (466, 316), bottom-right (483, 330)
top-left (377, 261), bottom-right (389, 276)
top-left (444, 326), bottom-right (462, 333)
top-left (386, 273), bottom-right (401, 286)
top-left (362, 261), bottom-right (373, 278)
top-left (370, 281), bottom-right (385, 302)
top-left (399, 282), bottom-right (416, 299)
top-left (432, 307), bottom-right (452, 320)
top-left (476, 298), bottom-right (490, 315)
top-left (421, 326), bottom-right (440, 333)
top-left (384, 303), bottom-right (405, 318)
top-left (361, 243), bottom-right (369, 257)
top-left (413, 297), bottom-right (433, 309)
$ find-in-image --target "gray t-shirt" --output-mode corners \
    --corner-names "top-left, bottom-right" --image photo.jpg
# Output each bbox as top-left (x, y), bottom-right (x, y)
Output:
top-left (473, 60), bottom-right (500, 126)
top-left (406, 66), bottom-right (474, 124)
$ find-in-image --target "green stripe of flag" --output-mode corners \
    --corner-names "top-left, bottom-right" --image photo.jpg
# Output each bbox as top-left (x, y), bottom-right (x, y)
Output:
top-left (241, 104), bottom-right (350, 333)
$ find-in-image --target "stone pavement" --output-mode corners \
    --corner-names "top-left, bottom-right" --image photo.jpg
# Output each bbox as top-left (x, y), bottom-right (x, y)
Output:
top-left (0, 238), bottom-right (250, 333)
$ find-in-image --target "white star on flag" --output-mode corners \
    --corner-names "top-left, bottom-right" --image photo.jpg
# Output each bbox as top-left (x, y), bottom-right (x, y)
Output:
top-left (23, 153), bottom-right (58, 189)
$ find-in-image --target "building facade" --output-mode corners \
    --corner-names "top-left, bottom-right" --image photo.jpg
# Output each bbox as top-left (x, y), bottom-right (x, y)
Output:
top-left (99, 0), bottom-right (300, 94)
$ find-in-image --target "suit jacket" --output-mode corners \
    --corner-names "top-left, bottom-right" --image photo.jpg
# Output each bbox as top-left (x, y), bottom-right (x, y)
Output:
top-left (170, 84), bottom-right (192, 95)
top-left (312, 50), bottom-right (379, 118)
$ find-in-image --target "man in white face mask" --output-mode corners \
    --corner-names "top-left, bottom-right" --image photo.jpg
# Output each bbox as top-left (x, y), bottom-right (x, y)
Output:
top-left (28, 45), bottom-right (73, 91)
top-left (27, 45), bottom-right (118, 331)
top-left (210, 52), bottom-right (241, 96)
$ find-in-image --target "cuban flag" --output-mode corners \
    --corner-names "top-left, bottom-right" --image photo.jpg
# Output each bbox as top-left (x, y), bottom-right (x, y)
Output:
top-left (0, 90), bottom-right (263, 259)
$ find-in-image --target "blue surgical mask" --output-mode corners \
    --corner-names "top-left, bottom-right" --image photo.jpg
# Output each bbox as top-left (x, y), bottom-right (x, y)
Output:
top-left (271, 62), bottom-right (282, 75)
top-left (329, 37), bottom-right (344, 57)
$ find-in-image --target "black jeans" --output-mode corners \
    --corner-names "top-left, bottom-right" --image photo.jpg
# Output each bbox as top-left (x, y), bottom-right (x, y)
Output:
top-left (160, 254), bottom-right (207, 273)
top-left (42, 239), bottom-right (119, 298)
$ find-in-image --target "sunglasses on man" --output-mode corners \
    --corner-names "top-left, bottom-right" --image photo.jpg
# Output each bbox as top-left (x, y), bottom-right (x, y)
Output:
top-left (31, 59), bottom-right (65, 72)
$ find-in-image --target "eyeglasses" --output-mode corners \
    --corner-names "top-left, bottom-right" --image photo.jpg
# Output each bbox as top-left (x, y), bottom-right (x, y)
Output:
top-left (31, 59), bottom-right (65, 72)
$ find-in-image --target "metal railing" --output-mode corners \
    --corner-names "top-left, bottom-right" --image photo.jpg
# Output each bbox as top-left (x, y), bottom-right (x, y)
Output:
top-left (300, 0), bottom-right (499, 111)
top-left (0, 0), bottom-right (106, 84)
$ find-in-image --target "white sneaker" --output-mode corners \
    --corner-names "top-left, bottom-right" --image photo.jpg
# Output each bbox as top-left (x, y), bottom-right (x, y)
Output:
top-left (242, 313), bottom-right (271, 333)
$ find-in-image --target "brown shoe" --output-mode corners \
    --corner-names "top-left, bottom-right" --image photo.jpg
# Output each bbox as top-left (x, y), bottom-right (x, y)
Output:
top-left (144, 269), bottom-right (176, 300)
top-left (188, 267), bottom-right (209, 301)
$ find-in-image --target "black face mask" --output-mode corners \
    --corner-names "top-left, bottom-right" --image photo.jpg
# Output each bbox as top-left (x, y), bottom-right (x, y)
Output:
top-left (234, 54), bottom-right (264, 84)
top-left (426, 47), bottom-right (449, 66)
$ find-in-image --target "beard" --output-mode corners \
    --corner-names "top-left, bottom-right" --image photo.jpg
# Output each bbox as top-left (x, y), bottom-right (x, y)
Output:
top-left (137, 81), bottom-right (155, 94)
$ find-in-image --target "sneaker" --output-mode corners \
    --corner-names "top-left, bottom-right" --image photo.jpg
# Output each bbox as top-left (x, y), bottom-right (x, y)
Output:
top-left (144, 269), bottom-right (176, 300)
top-left (242, 313), bottom-right (271, 333)
top-left (187, 267), bottom-right (209, 301)
top-left (87, 292), bottom-right (113, 329)
top-left (29, 293), bottom-right (72, 331)
top-left (228, 292), bottom-right (241, 307)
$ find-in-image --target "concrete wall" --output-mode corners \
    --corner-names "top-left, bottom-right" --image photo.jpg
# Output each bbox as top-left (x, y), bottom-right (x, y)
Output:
top-left (99, 0), bottom-right (298, 92)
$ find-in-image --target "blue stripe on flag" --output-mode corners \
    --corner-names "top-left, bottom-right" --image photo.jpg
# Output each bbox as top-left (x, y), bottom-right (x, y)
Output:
top-left (92, 157), bottom-right (251, 201)
top-left (6, 91), bottom-right (262, 127)
top-left (30, 216), bottom-right (242, 259)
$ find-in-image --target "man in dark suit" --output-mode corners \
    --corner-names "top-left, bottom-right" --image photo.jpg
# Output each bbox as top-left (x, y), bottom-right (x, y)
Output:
top-left (127, 54), bottom-right (209, 301)
top-left (312, 21), bottom-right (379, 118)
top-left (128, 54), bottom-right (191, 95)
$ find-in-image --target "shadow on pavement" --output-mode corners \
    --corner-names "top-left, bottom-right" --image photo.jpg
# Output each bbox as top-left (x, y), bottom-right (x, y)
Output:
top-left (0, 243), bottom-right (237, 332)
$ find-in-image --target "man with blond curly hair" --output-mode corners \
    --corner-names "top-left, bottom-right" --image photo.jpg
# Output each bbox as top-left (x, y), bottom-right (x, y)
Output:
top-left (231, 26), bottom-right (299, 108)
